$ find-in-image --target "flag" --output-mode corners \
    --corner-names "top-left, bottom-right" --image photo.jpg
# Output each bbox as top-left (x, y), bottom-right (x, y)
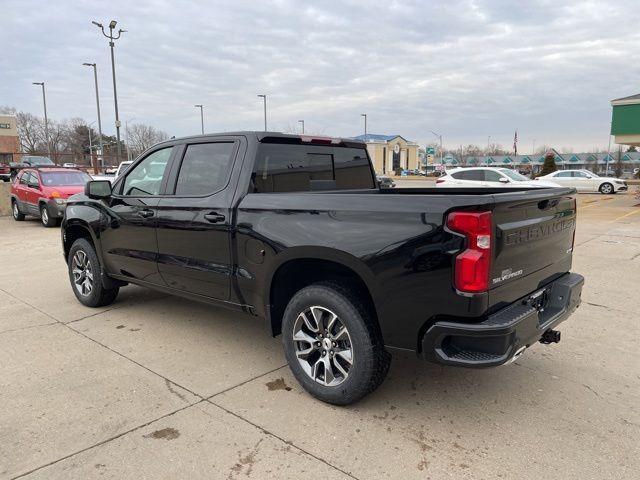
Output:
top-left (513, 130), bottom-right (518, 156)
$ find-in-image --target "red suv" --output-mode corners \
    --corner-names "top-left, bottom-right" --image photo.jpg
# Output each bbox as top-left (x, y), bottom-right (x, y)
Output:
top-left (11, 167), bottom-right (92, 227)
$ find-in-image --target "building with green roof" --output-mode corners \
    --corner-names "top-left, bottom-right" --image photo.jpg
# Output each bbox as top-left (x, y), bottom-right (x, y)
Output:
top-left (611, 94), bottom-right (640, 146)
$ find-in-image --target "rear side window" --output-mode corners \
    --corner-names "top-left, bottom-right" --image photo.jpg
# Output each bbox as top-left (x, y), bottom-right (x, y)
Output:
top-left (452, 170), bottom-right (483, 181)
top-left (252, 144), bottom-right (375, 193)
top-left (174, 142), bottom-right (235, 196)
top-left (555, 171), bottom-right (572, 177)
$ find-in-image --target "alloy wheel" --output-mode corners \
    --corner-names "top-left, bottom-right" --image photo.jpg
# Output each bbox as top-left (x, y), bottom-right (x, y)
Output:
top-left (71, 250), bottom-right (94, 296)
top-left (13, 203), bottom-right (19, 219)
top-left (601, 183), bottom-right (613, 194)
top-left (292, 306), bottom-right (353, 387)
top-left (41, 208), bottom-right (49, 225)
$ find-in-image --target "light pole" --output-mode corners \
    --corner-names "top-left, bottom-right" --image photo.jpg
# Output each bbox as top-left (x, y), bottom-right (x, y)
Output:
top-left (92, 19), bottom-right (126, 161)
top-left (82, 63), bottom-right (104, 168)
top-left (194, 104), bottom-right (204, 134)
top-left (32, 82), bottom-right (51, 159)
top-left (361, 113), bottom-right (367, 137)
top-left (257, 94), bottom-right (267, 131)
top-left (298, 120), bottom-right (305, 134)
top-left (430, 130), bottom-right (443, 165)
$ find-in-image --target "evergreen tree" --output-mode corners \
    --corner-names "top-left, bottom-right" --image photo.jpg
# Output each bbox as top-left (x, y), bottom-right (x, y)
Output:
top-left (539, 152), bottom-right (558, 176)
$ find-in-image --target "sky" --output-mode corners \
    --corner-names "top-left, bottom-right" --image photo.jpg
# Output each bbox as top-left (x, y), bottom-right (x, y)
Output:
top-left (1, 0), bottom-right (638, 153)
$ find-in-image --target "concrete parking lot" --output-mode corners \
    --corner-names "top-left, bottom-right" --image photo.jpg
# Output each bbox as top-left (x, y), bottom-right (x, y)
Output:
top-left (1, 190), bottom-right (639, 479)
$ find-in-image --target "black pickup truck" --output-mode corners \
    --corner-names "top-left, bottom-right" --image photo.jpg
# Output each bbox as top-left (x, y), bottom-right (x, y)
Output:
top-left (61, 132), bottom-right (584, 404)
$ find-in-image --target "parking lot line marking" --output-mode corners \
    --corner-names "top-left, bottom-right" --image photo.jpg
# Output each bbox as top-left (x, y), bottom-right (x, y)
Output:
top-left (612, 209), bottom-right (640, 222)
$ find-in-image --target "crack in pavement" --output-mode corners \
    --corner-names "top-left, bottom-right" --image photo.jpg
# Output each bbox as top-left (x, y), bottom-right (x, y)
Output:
top-left (1, 288), bottom-right (356, 480)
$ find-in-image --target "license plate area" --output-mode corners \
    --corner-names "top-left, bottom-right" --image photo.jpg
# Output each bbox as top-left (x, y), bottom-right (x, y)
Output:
top-left (523, 287), bottom-right (550, 311)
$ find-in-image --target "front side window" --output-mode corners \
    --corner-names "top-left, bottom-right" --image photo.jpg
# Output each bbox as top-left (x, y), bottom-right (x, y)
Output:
top-left (174, 142), bottom-right (235, 196)
top-left (499, 169), bottom-right (528, 181)
top-left (572, 171), bottom-right (588, 178)
top-left (484, 170), bottom-right (503, 182)
top-left (122, 147), bottom-right (173, 196)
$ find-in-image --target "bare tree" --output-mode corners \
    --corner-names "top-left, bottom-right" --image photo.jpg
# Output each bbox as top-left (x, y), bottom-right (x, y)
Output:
top-left (126, 123), bottom-right (169, 158)
top-left (15, 112), bottom-right (44, 154)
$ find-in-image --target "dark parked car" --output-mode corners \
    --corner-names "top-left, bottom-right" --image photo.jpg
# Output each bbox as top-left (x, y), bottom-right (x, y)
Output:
top-left (61, 132), bottom-right (583, 404)
top-left (377, 175), bottom-right (396, 188)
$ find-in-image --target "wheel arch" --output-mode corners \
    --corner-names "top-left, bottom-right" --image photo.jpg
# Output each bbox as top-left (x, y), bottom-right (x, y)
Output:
top-left (264, 247), bottom-right (381, 339)
top-left (63, 219), bottom-right (102, 265)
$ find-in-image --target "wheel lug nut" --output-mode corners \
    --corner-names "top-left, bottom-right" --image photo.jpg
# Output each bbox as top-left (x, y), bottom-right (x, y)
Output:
top-left (322, 350), bottom-right (326, 356)
top-left (330, 350), bottom-right (334, 356)
top-left (316, 342), bottom-right (321, 347)
top-left (332, 342), bottom-right (336, 347)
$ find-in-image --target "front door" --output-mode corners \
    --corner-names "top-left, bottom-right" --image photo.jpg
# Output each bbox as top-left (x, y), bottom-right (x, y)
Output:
top-left (101, 146), bottom-right (174, 284)
top-left (156, 139), bottom-right (241, 300)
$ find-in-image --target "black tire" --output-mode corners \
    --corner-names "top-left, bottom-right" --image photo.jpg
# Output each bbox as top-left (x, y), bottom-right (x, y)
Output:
top-left (599, 182), bottom-right (614, 194)
top-left (68, 238), bottom-right (119, 307)
top-left (282, 282), bottom-right (391, 405)
top-left (12, 201), bottom-right (25, 221)
top-left (40, 204), bottom-right (57, 227)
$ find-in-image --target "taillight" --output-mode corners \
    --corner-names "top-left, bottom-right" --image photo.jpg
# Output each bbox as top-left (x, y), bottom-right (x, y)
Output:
top-left (446, 211), bottom-right (492, 293)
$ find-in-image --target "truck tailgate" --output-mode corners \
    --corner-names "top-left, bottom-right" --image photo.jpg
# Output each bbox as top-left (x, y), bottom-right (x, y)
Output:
top-left (488, 189), bottom-right (576, 310)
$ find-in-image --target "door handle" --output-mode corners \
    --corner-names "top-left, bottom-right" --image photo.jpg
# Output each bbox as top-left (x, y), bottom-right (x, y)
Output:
top-left (137, 209), bottom-right (155, 218)
top-left (204, 212), bottom-right (226, 223)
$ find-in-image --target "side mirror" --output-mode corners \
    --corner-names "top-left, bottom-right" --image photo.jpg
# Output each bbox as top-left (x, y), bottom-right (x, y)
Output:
top-left (499, 177), bottom-right (509, 183)
top-left (585, 175), bottom-right (592, 179)
top-left (85, 180), bottom-right (112, 199)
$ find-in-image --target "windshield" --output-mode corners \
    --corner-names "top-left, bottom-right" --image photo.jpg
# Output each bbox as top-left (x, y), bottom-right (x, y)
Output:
top-left (499, 169), bottom-right (529, 181)
top-left (41, 171), bottom-right (92, 186)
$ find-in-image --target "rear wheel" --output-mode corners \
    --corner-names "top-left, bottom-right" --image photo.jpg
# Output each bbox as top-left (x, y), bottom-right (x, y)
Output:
top-left (282, 282), bottom-right (390, 405)
top-left (12, 201), bottom-right (25, 221)
top-left (599, 182), bottom-right (614, 194)
top-left (68, 238), bottom-right (119, 307)
top-left (40, 205), bottom-right (57, 227)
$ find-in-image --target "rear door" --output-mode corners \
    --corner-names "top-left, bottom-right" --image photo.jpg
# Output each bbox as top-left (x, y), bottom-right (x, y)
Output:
top-left (155, 137), bottom-right (243, 300)
top-left (489, 189), bottom-right (576, 307)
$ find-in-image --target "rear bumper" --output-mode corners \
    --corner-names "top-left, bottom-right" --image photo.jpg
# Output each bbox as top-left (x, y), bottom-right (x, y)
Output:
top-left (420, 272), bottom-right (584, 367)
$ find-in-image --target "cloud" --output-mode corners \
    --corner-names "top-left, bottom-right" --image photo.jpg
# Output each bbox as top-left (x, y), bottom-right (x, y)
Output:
top-left (1, 0), bottom-right (638, 151)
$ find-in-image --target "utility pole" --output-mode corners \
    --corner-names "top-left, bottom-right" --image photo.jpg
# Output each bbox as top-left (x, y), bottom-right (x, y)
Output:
top-left (32, 82), bottom-right (51, 159)
top-left (82, 63), bottom-right (104, 168)
top-left (93, 20), bottom-right (126, 161)
top-left (194, 104), bottom-right (204, 134)
top-left (257, 94), bottom-right (267, 131)
top-left (298, 120), bottom-right (305, 134)
top-left (361, 113), bottom-right (367, 137)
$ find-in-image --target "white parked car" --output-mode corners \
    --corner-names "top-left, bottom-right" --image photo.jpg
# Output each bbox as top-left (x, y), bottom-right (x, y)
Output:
top-left (436, 167), bottom-right (560, 189)
top-left (536, 169), bottom-right (628, 194)
top-left (108, 161), bottom-right (133, 183)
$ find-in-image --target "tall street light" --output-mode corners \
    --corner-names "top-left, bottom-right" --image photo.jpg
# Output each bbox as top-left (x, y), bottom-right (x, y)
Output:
top-left (360, 113), bottom-right (367, 137)
top-left (194, 104), bottom-right (204, 134)
top-left (32, 82), bottom-right (51, 159)
top-left (92, 19), bottom-right (126, 161)
top-left (298, 120), bottom-right (305, 134)
top-left (82, 63), bottom-right (104, 168)
top-left (430, 130), bottom-right (443, 165)
top-left (257, 94), bottom-right (267, 131)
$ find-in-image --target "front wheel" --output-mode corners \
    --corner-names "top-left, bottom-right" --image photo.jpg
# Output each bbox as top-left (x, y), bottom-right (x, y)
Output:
top-left (599, 182), bottom-right (614, 194)
top-left (68, 238), bottom-right (119, 307)
top-left (40, 205), bottom-right (57, 227)
top-left (282, 282), bottom-right (390, 405)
